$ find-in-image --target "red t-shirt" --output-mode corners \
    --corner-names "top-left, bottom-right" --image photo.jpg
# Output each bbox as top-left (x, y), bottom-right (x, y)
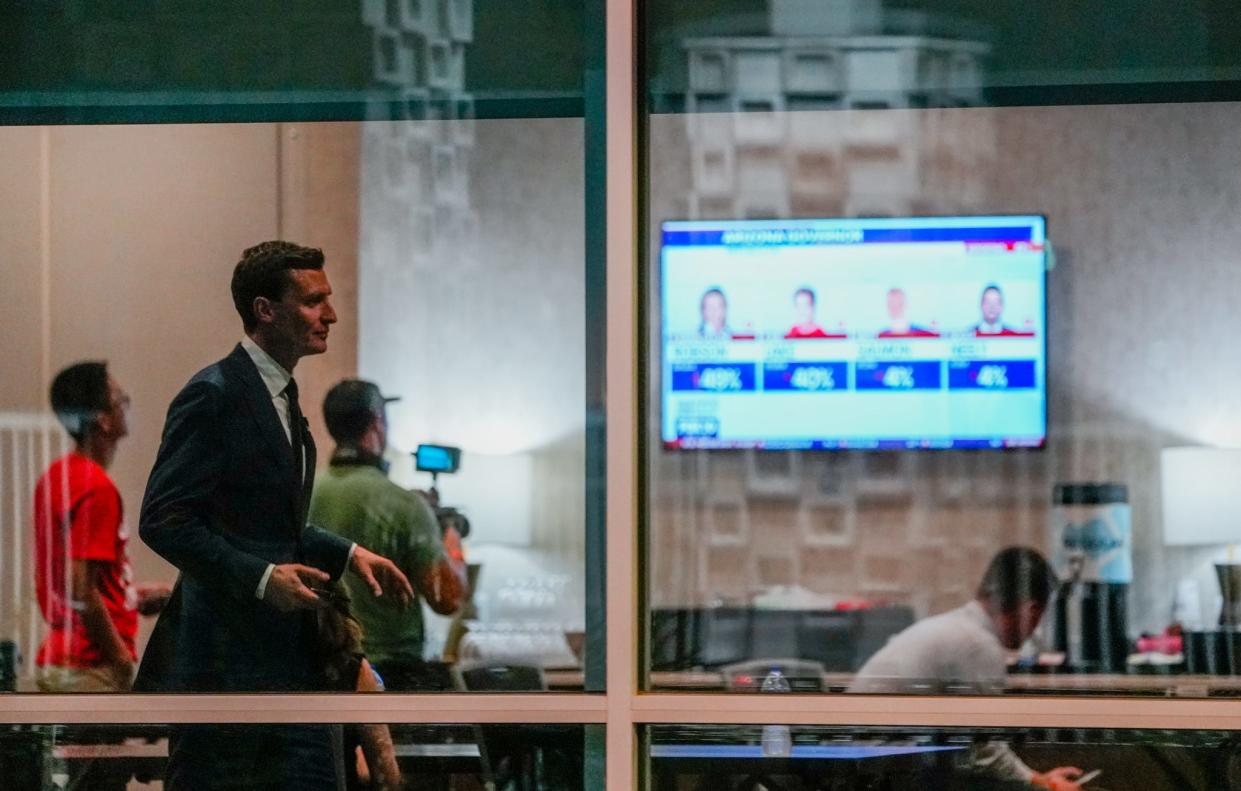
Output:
top-left (33, 453), bottom-right (137, 667)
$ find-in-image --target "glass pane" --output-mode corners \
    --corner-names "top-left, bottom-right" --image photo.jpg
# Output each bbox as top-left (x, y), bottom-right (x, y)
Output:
top-left (646, 1), bottom-right (1240, 112)
top-left (646, 724), bottom-right (1241, 790)
top-left (0, 81), bottom-right (599, 692)
top-left (1, 722), bottom-right (596, 789)
top-left (0, 1), bottom-right (586, 123)
top-left (643, 2), bottom-right (1241, 698)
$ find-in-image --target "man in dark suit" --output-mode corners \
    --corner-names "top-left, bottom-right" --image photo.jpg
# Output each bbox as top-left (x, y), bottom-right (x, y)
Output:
top-left (136, 241), bottom-right (413, 790)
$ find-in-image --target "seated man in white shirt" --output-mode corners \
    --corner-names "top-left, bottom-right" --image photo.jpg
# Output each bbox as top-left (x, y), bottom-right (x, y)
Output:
top-left (849, 546), bottom-right (1085, 791)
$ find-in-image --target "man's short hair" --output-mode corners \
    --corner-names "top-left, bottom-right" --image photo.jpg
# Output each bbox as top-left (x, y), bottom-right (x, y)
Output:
top-left (322, 380), bottom-right (399, 445)
top-left (230, 241), bottom-right (326, 332)
top-left (324, 409), bottom-right (375, 446)
top-left (794, 287), bottom-right (816, 304)
top-left (976, 546), bottom-right (1056, 611)
top-left (50, 361), bottom-right (110, 442)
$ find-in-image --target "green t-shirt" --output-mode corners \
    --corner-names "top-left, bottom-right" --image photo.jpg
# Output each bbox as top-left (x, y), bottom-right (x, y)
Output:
top-left (309, 462), bottom-right (445, 666)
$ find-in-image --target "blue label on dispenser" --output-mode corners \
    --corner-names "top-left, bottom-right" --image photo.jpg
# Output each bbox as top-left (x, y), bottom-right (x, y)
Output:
top-left (1053, 504), bottom-right (1132, 584)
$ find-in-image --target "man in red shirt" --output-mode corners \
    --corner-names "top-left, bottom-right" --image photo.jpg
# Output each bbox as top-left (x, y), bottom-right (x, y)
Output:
top-left (33, 361), bottom-right (165, 692)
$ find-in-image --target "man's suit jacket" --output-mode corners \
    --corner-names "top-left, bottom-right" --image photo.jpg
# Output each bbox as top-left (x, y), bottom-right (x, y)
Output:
top-left (135, 344), bottom-right (353, 692)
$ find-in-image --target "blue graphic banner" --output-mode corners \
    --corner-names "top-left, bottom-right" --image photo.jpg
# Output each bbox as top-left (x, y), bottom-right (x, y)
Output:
top-left (662, 226), bottom-right (1035, 248)
top-left (855, 361), bottom-right (942, 391)
top-left (948, 360), bottom-right (1037, 390)
top-left (670, 363), bottom-right (757, 393)
top-left (674, 416), bottom-right (721, 438)
top-left (763, 362), bottom-right (849, 392)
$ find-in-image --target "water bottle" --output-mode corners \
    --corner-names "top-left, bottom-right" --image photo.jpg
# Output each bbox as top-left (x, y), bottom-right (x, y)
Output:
top-left (760, 670), bottom-right (792, 757)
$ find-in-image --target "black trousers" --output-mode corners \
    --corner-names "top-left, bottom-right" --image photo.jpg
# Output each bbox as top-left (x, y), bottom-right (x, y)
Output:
top-left (166, 723), bottom-right (341, 791)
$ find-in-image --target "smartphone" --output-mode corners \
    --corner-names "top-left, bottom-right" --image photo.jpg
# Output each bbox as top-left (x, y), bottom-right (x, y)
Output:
top-left (1077, 769), bottom-right (1101, 785)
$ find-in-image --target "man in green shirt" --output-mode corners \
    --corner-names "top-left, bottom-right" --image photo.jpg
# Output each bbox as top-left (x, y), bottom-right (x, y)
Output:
top-left (310, 379), bottom-right (466, 690)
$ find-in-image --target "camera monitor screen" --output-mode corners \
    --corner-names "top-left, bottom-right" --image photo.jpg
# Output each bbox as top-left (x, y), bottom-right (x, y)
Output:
top-left (660, 216), bottom-right (1047, 450)
top-left (415, 444), bottom-right (462, 473)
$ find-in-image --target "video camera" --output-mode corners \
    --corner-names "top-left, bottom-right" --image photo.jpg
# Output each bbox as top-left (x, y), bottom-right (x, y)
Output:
top-left (414, 444), bottom-right (470, 539)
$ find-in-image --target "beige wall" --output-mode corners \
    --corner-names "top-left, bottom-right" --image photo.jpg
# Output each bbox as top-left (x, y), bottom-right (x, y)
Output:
top-left (355, 117), bottom-right (590, 645)
top-left (0, 129), bottom-right (45, 411)
top-left (358, 118), bottom-right (587, 557)
top-left (647, 102), bottom-right (1241, 633)
top-left (0, 122), bottom-right (360, 663)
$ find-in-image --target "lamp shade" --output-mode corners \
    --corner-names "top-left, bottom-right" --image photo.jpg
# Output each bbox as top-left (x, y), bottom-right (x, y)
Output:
top-left (1161, 447), bottom-right (1241, 546)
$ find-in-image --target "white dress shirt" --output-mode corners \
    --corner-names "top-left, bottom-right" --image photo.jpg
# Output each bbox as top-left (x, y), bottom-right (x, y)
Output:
top-left (849, 600), bottom-right (1035, 782)
top-left (241, 335), bottom-right (294, 444)
top-left (240, 337), bottom-right (355, 601)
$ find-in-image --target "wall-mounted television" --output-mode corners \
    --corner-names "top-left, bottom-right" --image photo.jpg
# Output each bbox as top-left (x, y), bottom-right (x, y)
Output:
top-left (659, 215), bottom-right (1048, 450)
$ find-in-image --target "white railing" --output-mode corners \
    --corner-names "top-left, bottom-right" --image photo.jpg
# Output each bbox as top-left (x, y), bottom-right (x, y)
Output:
top-left (0, 411), bottom-right (71, 687)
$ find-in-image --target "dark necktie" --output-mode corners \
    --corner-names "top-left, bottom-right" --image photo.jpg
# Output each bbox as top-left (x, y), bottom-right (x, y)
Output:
top-left (284, 378), bottom-right (304, 484)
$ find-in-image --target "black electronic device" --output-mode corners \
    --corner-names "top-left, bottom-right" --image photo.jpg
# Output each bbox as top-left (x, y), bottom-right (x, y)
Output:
top-left (412, 444), bottom-right (470, 539)
top-left (415, 444), bottom-right (462, 474)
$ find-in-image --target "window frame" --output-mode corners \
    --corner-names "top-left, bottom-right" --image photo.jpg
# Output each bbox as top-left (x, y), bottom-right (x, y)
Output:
top-left (6, 4), bottom-right (1241, 791)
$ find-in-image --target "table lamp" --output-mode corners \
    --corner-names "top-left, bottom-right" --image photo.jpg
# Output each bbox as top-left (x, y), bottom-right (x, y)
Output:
top-left (1161, 447), bottom-right (1241, 627)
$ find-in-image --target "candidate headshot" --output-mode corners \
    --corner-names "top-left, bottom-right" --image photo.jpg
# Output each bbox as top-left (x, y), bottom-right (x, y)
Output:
top-left (698, 287), bottom-right (732, 339)
top-left (784, 287), bottom-right (844, 340)
top-left (877, 287), bottom-right (939, 338)
top-left (973, 284), bottom-right (1033, 337)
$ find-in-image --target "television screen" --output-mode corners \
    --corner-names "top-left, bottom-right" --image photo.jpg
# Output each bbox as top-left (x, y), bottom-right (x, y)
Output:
top-left (659, 215), bottom-right (1048, 450)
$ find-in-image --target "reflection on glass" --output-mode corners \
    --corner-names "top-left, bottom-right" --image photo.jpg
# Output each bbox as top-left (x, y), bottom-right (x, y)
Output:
top-left (357, 108), bottom-right (590, 694)
top-left (0, 0), bottom-right (588, 123)
top-left (644, 1), bottom-right (1241, 698)
top-left (0, 723), bottom-right (589, 790)
top-left (647, 0), bottom-right (1230, 111)
top-left (647, 724), bottom-right (1241, 791)
top-left (0, 112), bottom-right (587, 693)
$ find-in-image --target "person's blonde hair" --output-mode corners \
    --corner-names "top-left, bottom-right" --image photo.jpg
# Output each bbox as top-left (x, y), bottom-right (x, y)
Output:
top-left (315, 584), bottom-right (365, 689)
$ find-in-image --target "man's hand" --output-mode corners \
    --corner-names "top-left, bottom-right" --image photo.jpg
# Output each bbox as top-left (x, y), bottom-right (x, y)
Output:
top-left (263, 563), bottom-right (330, 612)
top-left (418, 526), bottom-right (468, 615)
top-left (1032, 766), bottom-right (1084, 791)
top-left (442, 526), bottom-right (465, 564)
top-left (350, 546), bottom-right (413, 609)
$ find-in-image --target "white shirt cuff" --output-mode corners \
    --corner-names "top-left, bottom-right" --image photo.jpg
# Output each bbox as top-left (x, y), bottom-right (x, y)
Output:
top-left (255, 563), bottom-right (275, 600)
top-left (257, 544), bottom-right (355, 601)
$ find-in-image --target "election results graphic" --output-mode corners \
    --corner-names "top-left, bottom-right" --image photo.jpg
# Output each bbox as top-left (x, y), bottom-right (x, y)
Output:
top-left (659, 216), bottom-right (1048, 450)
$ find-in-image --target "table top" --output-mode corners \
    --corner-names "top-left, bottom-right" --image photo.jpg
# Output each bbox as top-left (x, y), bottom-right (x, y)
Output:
top-left (52, 739), bottom-right (481, 761)
top-left (543, 669), bottom-right (1241, 695)
top-left (649, 744), bottom-right (965, 760)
